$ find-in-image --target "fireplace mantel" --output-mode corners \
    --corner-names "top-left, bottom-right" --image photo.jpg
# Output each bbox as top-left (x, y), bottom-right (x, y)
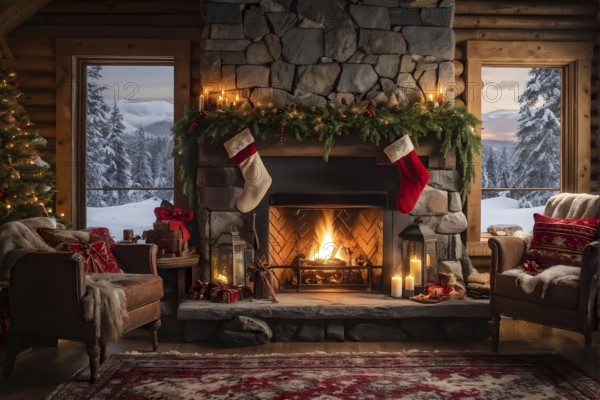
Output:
top-left (199, 135), bottom-right (455, 169)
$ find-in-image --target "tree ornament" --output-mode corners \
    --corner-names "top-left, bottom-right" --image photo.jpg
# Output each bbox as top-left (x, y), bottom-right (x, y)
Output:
top-left (18, 123), bottom-right (25, 130)
top-left (5, 142), bottom-right (14, 150)
top-left (0, 190), bottom-right (3, 198)
top-left (4, 115), bottom-right (15, 123)
top-left (9, 170), bottom-right (20, 181)
top-left (10, 80), bottom-right (19, 89)
top-left (278, 122), bottom-right (286, 145)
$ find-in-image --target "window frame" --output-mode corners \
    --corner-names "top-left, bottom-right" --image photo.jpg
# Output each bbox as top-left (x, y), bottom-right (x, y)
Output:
top-left (465, 41), bottom-right (593, 245)
top-left (55, 39), bottom-right (190, 227)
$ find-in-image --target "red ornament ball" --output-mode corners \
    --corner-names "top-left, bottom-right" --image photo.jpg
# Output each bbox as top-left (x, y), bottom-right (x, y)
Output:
top-left (0, 190), bottom-right (3, 198)
top-left (18, 123), bottom-right (25, 130)
top-left (10, 81), bottom-right (20, 88)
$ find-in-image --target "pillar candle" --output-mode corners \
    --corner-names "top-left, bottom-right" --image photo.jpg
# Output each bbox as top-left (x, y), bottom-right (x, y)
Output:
top-left (405, 275), bottom-right (415, 291)
top-left (391, 275), bottom-right (402, 298)
top-left (199, 95), bottom-right (204, 111)
top-left (410, 257), bottom-right (422, 285)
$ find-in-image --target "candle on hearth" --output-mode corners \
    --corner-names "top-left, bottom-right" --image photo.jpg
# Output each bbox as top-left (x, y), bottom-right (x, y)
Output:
top-left (410, 257), bottom-right (422, 285)
top-left (405, 275), bottom-right (415, 291)
top-left (391, 275), bottom-right (403, 298)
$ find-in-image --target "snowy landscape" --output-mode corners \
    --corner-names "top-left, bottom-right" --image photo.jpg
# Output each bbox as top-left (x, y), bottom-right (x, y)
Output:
top-left (481, 67), bottom-right (561, 231)
top-left (85, 65), bottom-right (174, 234)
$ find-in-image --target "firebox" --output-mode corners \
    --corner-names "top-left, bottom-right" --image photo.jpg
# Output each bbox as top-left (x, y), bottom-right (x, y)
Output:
top-left (268, 193), bottom-right (386, 292)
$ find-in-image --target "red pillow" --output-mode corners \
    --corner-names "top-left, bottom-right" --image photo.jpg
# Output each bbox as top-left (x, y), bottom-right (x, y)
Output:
top-left (38, 227), bottom-right (122, 274)
top-left (68, 241), bottom-right (121, 274)
top-left (526, 213), bottom-right (599, 268)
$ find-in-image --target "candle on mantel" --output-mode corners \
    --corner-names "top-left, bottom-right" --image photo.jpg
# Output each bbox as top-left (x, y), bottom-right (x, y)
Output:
top-left (410, 257), bottom-right (422, 285)
top-left (405, 275), bottom-right (415, 291)
top-left (437, 87), bottom-right (445, 103)
top-left (391, 275), bottom-right (403, 298)
top-left (234, 94), bottom-right (240, 106)
top-left (199, 94), bottom-right (204, 111)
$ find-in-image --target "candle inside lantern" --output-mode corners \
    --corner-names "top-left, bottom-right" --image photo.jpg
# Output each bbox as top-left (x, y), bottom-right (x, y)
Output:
top-left (410, 256), bottom-right (422, 285)
top-left (405, 275), bottom-right (415, 291)
top-left (215, 273), bottom-right (228, 285)
top-left (391, 275), bottom-right (403, 298)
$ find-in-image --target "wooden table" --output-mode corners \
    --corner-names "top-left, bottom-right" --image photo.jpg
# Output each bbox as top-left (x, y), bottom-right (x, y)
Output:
top-left (156, 254), bottom-right (199, 303)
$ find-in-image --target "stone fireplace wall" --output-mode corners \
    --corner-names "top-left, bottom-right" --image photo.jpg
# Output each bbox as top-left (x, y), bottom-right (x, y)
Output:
top-left (200, 0), bottom-right (456, 106)
top-left (196, 0), bottom-right (465, 287)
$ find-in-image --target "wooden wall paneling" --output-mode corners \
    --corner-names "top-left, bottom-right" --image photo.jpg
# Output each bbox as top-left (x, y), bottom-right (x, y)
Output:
top-left (9, 25), bottom-right (202, 40)
top-left (455, 1), bottom-right (598, 16)
top-left (454, 15), bottom-right (598, 30)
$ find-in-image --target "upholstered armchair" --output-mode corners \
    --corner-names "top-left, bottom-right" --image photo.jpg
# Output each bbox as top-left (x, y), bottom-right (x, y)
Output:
top-left (488, 193), bottom-right (600, 351)
top-left (3, 243), bottom-right (163, 383)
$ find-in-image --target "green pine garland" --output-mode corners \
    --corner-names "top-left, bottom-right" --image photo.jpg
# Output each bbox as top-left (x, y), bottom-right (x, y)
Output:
top-left (173, 101), bottom-right (480, 208)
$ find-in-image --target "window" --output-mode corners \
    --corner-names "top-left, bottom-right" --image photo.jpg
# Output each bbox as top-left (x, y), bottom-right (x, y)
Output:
top-left (55, 39), bottom-right (190, 229)
top-left (480, 67), bottom-right (561, 232)
top-left (84, 64), bottom-right (174, 235)
top-left (465, 41), bottom-right (593, 245)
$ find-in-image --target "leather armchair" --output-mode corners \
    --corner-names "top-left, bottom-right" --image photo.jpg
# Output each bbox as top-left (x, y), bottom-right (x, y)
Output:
top-left (3, 243), bottom-right (163, 383)
top-left (488, 194), bottom-right (600, 351)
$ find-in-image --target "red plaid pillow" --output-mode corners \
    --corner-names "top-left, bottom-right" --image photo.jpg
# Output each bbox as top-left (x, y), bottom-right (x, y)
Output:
top-left (68, 241), bottom-right (121, 274)
top-left (526, 213), bottom-right (599, 268)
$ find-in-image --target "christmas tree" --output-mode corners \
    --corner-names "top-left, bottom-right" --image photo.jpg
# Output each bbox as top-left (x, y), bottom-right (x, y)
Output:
top-left (0, 63), bottom-right (53, 224)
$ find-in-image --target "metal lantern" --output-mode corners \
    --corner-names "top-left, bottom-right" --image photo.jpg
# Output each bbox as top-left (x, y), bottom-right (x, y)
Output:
top-left (399, 222), bottom-right (438, 295)
top-left (211, 225), bottom-right (246, 287)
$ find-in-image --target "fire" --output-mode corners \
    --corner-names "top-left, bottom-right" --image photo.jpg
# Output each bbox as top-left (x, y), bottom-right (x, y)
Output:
top-left (311, 210), bottom-right (341, 261)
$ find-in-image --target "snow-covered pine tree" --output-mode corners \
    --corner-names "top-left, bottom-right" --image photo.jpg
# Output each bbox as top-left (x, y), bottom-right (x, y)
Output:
top-left (497, 147), bottom-right (511, 189)
top-left (130, 126), bottom-right (153, 200)
top-left (86, 66), bottom-right (110, 207)
top-left (0, 64), bottom-right (54, 223)
top-left (104, 103), bottom-right (132, 205)
top-left (510, 68), bottom-right (561, 207)
top-left (482, 145), bottom-right (499, 199)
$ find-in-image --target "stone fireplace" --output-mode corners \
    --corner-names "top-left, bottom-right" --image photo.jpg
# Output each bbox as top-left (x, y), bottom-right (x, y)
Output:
top-left (196, 0), bottom-right (466, 294)
top-left (197, 137), bottom-right (465, 295)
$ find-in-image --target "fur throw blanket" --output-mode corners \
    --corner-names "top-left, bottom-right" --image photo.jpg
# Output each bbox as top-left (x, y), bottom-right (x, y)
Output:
top-left (0, 217), bottom-right (60, 280)
top-left (543, 193), bottom-right (600, 220)
top-left (84, 274), bottom-right (127, 342)
top-left (0, 217), bottom-right (127, 341)
top-left (503, 265), bottom-right (580, 298)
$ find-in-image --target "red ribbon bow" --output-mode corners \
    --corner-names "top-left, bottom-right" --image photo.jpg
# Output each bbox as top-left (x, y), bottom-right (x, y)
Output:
top-left (522, 260), bottom-right (543, 276)
top-left (154, 206), bottom-right (194, 242)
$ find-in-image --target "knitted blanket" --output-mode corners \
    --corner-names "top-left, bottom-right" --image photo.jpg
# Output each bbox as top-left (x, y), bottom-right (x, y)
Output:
top-left (503, 265), bottom-right (580, 298)
top-left (543, 193), bottom-right (600, 220)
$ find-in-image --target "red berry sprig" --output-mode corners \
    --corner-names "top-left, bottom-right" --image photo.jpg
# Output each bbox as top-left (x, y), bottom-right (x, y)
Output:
top-left (278, 122), bottom-right (286, 145)
top-left (188, 110), bottom-right (208, 133)
top-left (366, 101), bottom-right (377, 118)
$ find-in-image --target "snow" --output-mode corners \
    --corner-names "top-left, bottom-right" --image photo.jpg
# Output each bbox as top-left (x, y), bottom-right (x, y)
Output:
top-left (87, 198), bottom-right (164, 239)
top-left (481, 196), bottom-right (544, 232)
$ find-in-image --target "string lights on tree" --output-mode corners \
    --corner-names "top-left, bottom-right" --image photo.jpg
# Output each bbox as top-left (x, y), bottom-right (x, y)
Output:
top-left (0, 63), bottom-right (54, 224)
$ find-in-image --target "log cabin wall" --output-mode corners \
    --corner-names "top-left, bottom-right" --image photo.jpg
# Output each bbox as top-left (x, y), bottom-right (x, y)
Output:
top-left (453, 0), bottom-right (600, 192)
top-left (4, 0), bottom-right (202, 173)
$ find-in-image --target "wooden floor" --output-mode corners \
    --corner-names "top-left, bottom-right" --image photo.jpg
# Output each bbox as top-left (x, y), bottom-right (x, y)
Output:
top-left (0, 318), bottom-right (598, 400)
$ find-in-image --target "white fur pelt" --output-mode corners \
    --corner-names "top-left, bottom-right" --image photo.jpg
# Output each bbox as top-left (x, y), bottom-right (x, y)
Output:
top-left (0, 217), bottom-right (60, 280)
top-left (543, 193), bottom-right (600, 220)
top-left (503, 265), bottom-right (580, 298)
top-left (84, 274), bottom-right (128, 342)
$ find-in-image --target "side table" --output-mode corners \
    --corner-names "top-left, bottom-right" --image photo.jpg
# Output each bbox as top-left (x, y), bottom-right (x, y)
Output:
top-left (156, 254), bottom-right (199, 303)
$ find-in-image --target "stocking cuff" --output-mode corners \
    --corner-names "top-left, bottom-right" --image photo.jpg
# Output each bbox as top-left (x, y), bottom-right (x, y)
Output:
top-left (224, 128), bottom-right (255, 158)
top-left (384, 135), bottom-right (414, 163)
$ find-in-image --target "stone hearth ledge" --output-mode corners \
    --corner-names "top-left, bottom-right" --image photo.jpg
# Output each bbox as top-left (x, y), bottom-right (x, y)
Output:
top-left (177, 293), bottom-right (489, 320)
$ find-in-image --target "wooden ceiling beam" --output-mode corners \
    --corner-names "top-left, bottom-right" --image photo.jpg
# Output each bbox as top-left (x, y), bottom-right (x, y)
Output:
top-left (0, 0), bottom-right (53, 35)
top-left (0, 0), bottom-right (52, 61)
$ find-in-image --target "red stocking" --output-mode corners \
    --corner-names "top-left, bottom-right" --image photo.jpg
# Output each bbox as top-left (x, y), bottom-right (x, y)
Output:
top-left (384, 135), bottom-right (430, 213)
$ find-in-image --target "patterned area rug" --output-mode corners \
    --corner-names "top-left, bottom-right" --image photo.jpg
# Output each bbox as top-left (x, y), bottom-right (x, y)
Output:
top-left (48, 352), bottom-right (600, 399)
